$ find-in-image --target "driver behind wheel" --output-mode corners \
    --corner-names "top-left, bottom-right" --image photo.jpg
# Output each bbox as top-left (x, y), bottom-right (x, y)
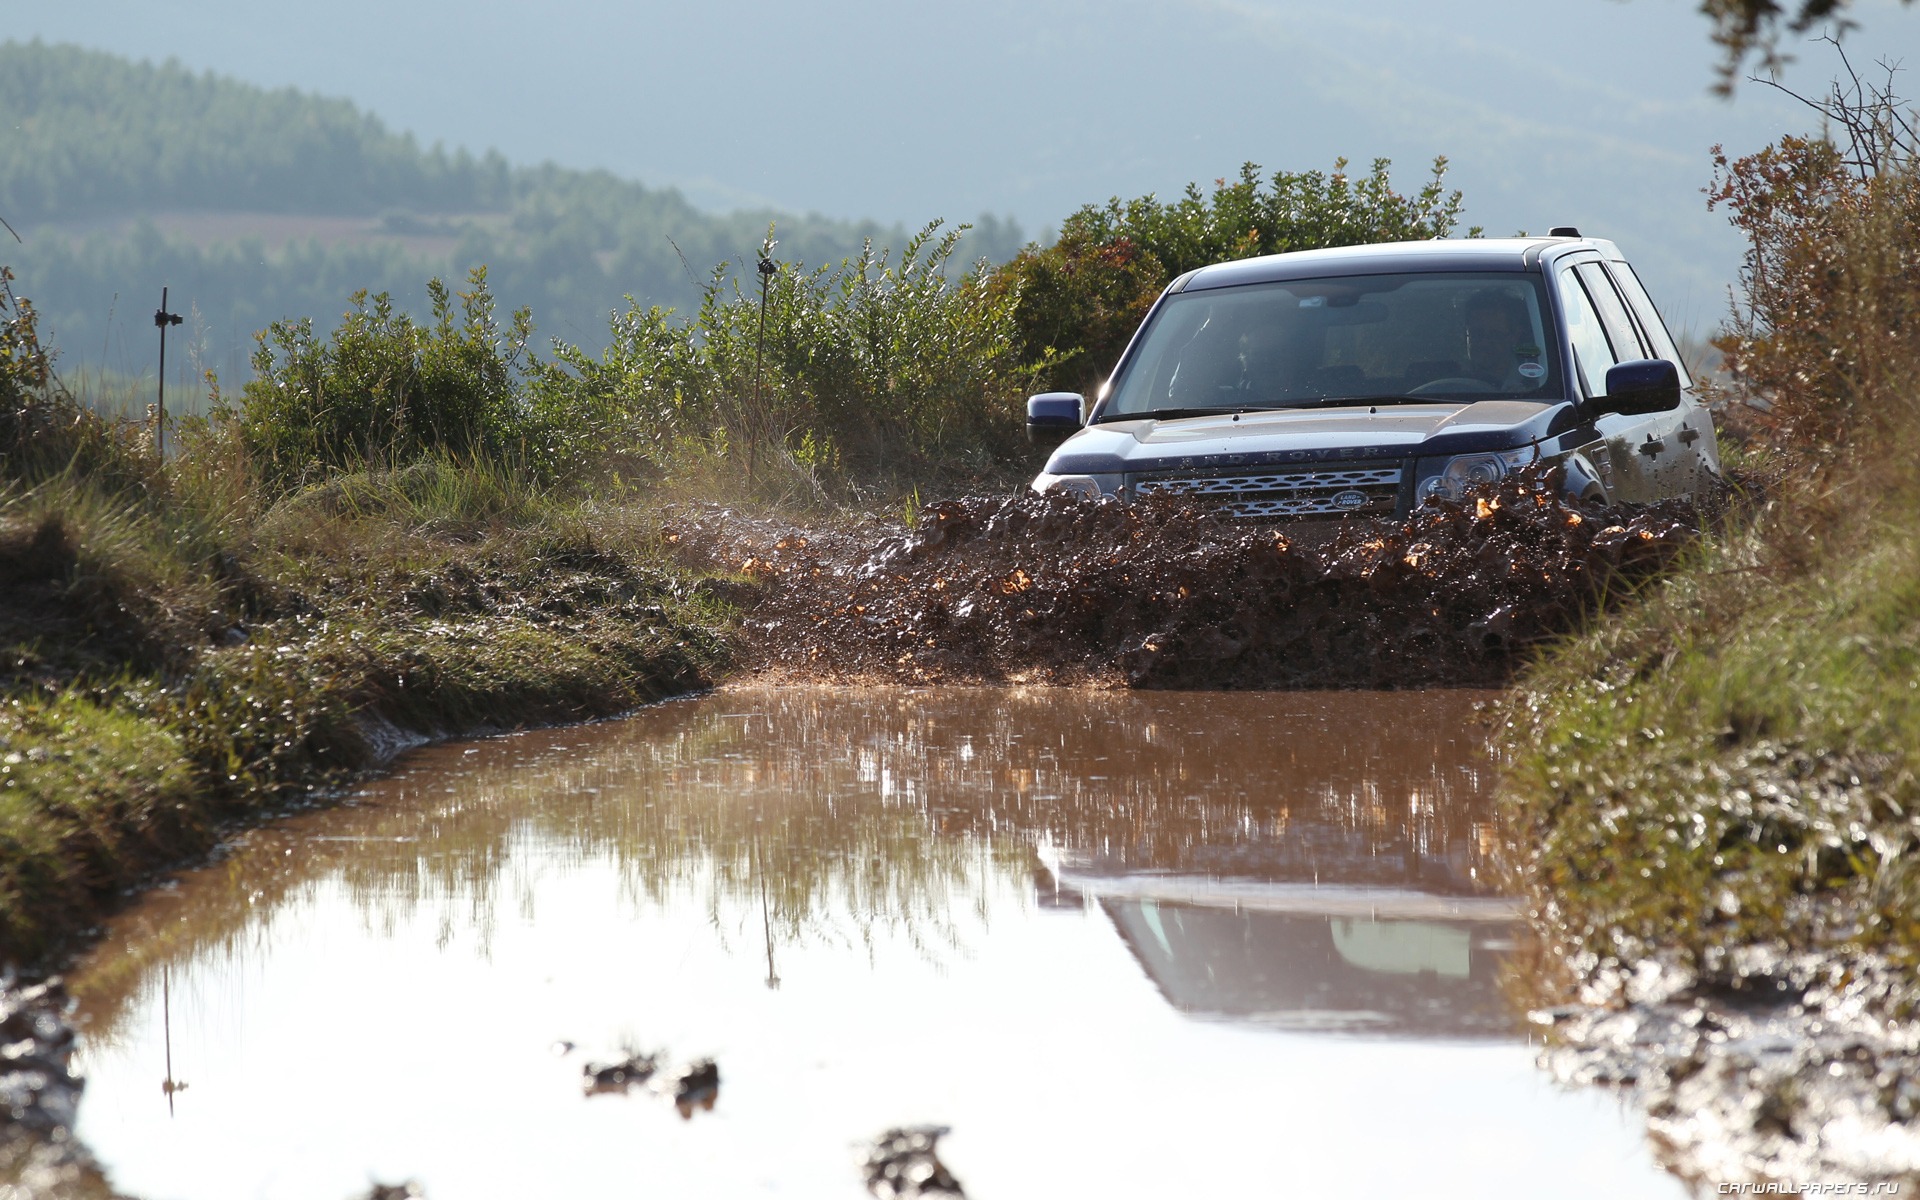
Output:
top-left (1463, 289), bottom-right (1544, 391)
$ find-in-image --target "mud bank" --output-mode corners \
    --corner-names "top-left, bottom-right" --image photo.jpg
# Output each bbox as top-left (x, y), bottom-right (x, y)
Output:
top-left (678, 469), bottom-right (1709, 690)
top-left (1532, 950), bottom-right (1920, 1188)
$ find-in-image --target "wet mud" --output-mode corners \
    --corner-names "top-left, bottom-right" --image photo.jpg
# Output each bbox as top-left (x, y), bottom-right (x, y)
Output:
top-left (0, 976), bottom-right (117, 1198)
top-left (580, 1050), bottom-right (659, 1095)
top-left (1534, 953), bottom-right (1920, 1188)
top-left (674, 468), bottom-right (1711, 690)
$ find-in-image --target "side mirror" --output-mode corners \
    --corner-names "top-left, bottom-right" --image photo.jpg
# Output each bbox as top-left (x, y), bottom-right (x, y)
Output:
top-left (1027, 391), bottom-right (1085, 447)
top-left (1600, 359), bottom-right (1682, 415)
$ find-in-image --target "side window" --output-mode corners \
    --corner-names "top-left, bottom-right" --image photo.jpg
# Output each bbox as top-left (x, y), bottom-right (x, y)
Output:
top-left (1555, 267), bottom-right (1617, 398)
top-left (1607, 262), bottom-right (1694, 387)
top-left (1575, 262), bottom-right (1650, 362)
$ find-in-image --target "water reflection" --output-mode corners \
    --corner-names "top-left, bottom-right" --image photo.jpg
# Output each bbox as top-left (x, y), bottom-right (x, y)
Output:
top-left (1095, 895), bottom-right (1512, 1036)
top-left (75, 685), bottom-right (1502, 1044)
top-left (65, 685), bottom-right (1685, 1200)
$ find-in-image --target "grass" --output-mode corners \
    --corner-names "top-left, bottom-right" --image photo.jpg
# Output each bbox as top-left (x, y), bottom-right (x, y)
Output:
top-left (0, 693), bottom-right (196, 944)
top-left (1499, 482), bottom-right (1920, 1014)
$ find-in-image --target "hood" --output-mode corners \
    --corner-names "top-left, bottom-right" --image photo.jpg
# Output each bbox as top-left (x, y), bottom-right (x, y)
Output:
top-left (1045, 400), bottom-right (1580, 476)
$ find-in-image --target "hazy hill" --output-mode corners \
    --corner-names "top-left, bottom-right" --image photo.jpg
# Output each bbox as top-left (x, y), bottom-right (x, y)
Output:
top-left (0, 42), bottom-right (1025, 382)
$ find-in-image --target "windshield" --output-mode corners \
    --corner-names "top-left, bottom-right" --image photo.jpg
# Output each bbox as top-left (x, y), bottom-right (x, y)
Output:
top-left (1099, 271), bottom-right (1563, 418)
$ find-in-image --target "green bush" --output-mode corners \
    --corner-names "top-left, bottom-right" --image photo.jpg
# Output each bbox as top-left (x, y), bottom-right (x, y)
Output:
top-left (233, 267), bottom-right (540, 488)
top-left (994, 157), bottom-right (1478, 395)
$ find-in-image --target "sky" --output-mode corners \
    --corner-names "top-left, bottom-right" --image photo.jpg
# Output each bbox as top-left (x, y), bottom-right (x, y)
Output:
top-left (12, 0), bottom-right (1920, 333)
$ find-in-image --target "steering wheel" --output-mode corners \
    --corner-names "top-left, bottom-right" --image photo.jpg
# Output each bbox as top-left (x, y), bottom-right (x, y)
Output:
top-left (1408, 377), bottom-right (1497, 396)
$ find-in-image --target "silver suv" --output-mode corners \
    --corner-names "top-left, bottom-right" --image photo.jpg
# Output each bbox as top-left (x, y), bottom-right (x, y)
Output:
top-left (1027, 233), bottom-right (1720, 518)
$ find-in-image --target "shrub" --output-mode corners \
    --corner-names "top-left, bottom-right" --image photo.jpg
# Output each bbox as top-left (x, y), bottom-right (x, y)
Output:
top-left (1708, 65), bottom-right (1920, 454)
top-left (0, 268), bottom-right (156, 492)
top-left (233, 267), bottom-right (540, 489)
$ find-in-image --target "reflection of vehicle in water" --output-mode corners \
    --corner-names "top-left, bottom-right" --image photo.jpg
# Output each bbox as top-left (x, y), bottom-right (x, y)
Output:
top-left (1020, 686), bottom-right (1519, 1039)
top-left (1041, 855), bottom-right (1520, 1039)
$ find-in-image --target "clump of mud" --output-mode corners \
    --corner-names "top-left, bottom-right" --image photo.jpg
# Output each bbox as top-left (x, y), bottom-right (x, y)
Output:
top-left (677, 468), bottom-right (1709, 689)
top-left (862, 1126), bottom-right (966, 1198)
top-left (0, 976), bottom-right (79, 1137)
top-left (571, 1044), bottom-right (721, 1119)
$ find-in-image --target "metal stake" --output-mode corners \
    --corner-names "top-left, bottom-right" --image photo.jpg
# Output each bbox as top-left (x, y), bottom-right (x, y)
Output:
top-left (750, 239), bottom-right (777, 417)
top-left (153, 288), bottom-right (182, 460)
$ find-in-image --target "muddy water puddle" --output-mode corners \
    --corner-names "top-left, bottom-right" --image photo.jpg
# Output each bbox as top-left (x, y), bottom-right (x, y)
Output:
top-left (67, 687), bottom-right (1684, 1198)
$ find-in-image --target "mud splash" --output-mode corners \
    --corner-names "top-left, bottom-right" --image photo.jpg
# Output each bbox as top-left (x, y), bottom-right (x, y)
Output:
top-left (678, 469), bottom-right (1710, 689)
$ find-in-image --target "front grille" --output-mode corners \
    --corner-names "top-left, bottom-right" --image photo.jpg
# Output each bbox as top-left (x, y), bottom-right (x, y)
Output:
top-left (1131, 465), bottom-right (1404, 518)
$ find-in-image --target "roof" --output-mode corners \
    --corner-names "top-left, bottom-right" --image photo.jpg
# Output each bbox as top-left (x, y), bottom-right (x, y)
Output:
top-left (1174, 236), bottom-right (1625, 292)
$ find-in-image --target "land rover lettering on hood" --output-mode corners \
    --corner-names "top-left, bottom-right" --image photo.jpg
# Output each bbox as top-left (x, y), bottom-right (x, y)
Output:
top-left (1027, 235), bottom-right (1721, 517)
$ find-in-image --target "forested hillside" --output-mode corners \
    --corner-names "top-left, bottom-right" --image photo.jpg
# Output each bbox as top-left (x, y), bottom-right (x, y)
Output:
top-left (0, 41), bottom-right (1026, 382)
top-left (0, 41), bottom-right (512, 221)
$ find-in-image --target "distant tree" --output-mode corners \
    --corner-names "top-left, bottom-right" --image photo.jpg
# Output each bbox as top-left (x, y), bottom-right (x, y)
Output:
top-left (0, 41), bottom-right (515, 222)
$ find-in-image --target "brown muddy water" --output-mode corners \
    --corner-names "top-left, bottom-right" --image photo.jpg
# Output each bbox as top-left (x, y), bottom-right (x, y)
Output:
top-left (64, 686), bottom-right (1686, 1199)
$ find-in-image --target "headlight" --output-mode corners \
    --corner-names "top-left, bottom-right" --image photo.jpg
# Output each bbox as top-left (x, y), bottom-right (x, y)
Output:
top-left (1031, 473), bottom-right (1104, 499)
top-left (1416, 448), bottom-right (1540, 505)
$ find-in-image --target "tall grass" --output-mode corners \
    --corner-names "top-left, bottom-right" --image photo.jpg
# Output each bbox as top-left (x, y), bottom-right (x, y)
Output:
top-left (228, 159), bottom-right (1475, 510)
top-left (545, 221), bottom-right (1028, 505)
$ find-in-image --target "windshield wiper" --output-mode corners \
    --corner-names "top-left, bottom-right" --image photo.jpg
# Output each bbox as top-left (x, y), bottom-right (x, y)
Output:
top-left (1286, 393), bottom-right (1443, 408)
top-left (1094, 395), bottom-right (1450, 423)
top-left (1090, 406), bottom-right (1255, 424)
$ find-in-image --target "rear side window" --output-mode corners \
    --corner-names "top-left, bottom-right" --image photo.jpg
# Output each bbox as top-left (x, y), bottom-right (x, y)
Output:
top-left (1555, 268), bottom-right (1617, 398)
top-left (1607, 262), bottom-right (1693, 387)
top-left (1575, 262), bottom-right (1650, 362)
